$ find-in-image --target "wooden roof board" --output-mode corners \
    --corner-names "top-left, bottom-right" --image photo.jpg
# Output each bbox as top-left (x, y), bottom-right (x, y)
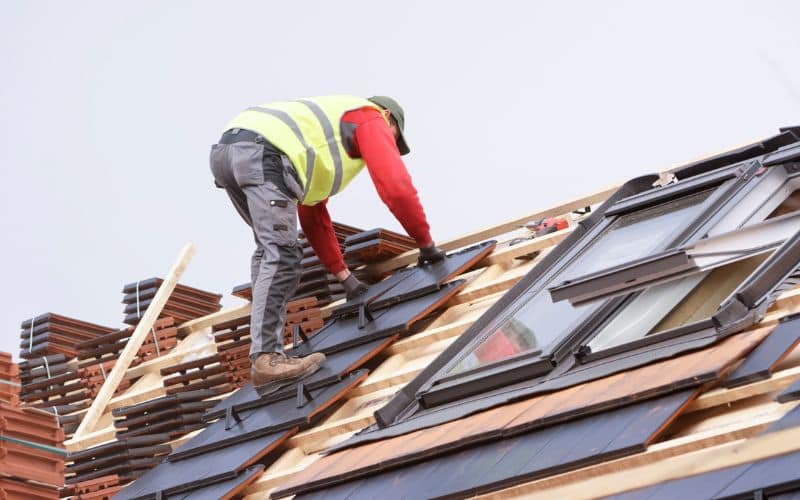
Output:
top-left (115, 428), bottom-right (296, 500)
top-left (763, 403), bottom-right (800, 434)
top-left (777, 378), bottom-right (800, 403)
top-left (285, 390), bottom-right (695, 499)
top-left (611, 448), bottom-right (800, 500)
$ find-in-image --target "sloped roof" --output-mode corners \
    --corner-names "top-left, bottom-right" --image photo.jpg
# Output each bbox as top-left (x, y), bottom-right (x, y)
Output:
top-left (52, 126), bottom-right (800, 499)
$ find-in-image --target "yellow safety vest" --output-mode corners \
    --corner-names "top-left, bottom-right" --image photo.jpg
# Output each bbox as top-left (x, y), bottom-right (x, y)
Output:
top-left (223, 95), bottom-right (386, 205)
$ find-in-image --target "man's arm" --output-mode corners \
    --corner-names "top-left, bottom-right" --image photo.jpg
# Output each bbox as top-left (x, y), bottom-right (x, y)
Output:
top-left (297, 200), bottom-right (348, 276)
top-left (351, 109), bottom-right (434, 249)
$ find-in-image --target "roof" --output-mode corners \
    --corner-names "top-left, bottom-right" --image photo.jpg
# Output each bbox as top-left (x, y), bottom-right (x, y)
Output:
top-left (7, 126), bottom-right (800, 499)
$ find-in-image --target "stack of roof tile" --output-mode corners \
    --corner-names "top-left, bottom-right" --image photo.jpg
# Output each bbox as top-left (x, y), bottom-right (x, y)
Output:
top-left (75, 317), bottom-right (178, 368)
top-left (60, 475), bottom-right (123, 499)
top-left (77, 359), bottom-right (133, 400)
top-left (19, 314), bottom-right (115, 359)
top-left (160, 348), bottom-right (248, 395)
top-left (121, 278), bottom-right (222, 327)
top-left (232, 221), bottom-right (368, 306)
top-left (217, 297), bottom-right (325, 351)
top-left (0, 351), bottom-right (20, 406)
top-left (342, 228), bottom-right (417, 264)
top-left (18, 357), bottom-right (136, 437)
top-left (213, 316), bottom-right (251, 360)
top-left (19, 355), bottom-right (89, 415)
top-left (0, 403), bottom-right (64, 499)
top-left (65, 434), bottom-right (171, 486)
top-left (112, 389), bottom-right (221, 440)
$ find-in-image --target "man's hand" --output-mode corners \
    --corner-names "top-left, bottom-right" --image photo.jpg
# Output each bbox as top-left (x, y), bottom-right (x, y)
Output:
top-left (418, 244), bottom-right (446, 266)
top-left (342, 274), bottom-right (369, 301)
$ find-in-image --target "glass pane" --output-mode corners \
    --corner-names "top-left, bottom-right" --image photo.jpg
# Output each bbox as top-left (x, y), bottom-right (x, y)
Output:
top-left (447, 190), bottom-right (712, 375)
top-left (588, 252), bottom-right (771, 352)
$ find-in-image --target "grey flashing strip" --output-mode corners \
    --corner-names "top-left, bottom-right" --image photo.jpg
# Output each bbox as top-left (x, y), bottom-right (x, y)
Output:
top-left (419, 355), bottom-right (552, 408)
top-left (764, 142), bottom-right (800, 166)
top-left (605, 163), bottom-right (742, 217)
top-left (671, 129), bottom-right (798, 180)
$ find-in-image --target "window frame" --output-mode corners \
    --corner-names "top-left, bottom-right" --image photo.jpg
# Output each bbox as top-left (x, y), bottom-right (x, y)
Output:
top-left (416, 160), bottom-right (798, 408)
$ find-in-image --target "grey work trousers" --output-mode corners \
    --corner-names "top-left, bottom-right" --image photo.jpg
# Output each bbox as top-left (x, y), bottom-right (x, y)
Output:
top-left (209, 141), bottom-right (301, 358)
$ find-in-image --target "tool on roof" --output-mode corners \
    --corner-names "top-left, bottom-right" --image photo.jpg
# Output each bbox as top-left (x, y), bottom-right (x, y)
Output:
top-left (524, 217), bottom-right (569, 237)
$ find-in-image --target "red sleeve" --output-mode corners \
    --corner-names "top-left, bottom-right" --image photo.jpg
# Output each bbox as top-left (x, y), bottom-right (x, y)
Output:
top-left (298, 200), bottom-right (347, 275)
top-left (345, 108), bottom-right (433, 248)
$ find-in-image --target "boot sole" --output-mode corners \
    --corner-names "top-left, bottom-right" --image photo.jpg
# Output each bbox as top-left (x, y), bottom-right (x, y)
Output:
top-left (254, 361), bottom-right (323, 397)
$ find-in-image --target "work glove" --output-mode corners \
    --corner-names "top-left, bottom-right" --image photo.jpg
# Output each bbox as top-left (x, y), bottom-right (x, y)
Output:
top-left (418, 244), bottom-right (447, 266)
top-left (342, 274), bottom-right (369, 301)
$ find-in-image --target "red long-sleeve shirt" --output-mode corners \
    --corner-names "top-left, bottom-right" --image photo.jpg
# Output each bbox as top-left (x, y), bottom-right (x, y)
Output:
top-left (298, 107), bottom-right (433, 274)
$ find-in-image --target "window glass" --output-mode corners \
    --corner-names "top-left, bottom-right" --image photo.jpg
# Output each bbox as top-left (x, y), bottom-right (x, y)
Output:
top-left (447, 190), bottom-right (713, 375)
top-left (588, 252), bottom-right (770, 351)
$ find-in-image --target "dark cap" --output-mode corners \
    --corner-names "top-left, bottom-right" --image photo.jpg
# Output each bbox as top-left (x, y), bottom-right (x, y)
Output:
top-left (367, 95), bottom-right (410, 155)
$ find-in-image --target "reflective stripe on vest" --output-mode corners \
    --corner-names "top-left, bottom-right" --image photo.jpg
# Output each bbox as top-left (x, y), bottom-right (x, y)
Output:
top-left (224, 96), bottom-right (386, 205)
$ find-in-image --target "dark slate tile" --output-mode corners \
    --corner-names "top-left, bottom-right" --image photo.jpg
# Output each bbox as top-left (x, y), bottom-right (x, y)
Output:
top-left (777, 378), bottom-right (800, 403)
top-left (295, 392), bottom-right (693, 500)
top-left (331, 241), bottom-right (495, 318)
top-left (604, 390), bottom-right (696, 452)
top-left (723, 315), bottom-right (800, 388)
top-left (295, 479), bottom-right (368, 500)
top-left (170, 371), bottom-right (366, 461)
top-left (176, 464), bottom-right (264, 499)
top-left (771, 488), bottom-right (800, 500)
top-left (115, 430), bottom-right (291, 499)
top-left (426, 442), bottom-right (517, 497)
top-left (606, 464), bottom-right (750, 500)
top-left (292, 281), bottom-right (466, 356)
top-left (206, 339), bottom-right (392, 420)
top-left (715, 449), bottom-right (800, 498)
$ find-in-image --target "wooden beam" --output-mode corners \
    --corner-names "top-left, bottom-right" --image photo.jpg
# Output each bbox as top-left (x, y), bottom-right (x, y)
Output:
top-left (177, 302), bottom-right (249, 336)
top-left (686, 364), bottom-right (800, 412)
top-left (70, 243), bottom-right (196, 441)
top-left (367, 186), bottom-right (617, 275)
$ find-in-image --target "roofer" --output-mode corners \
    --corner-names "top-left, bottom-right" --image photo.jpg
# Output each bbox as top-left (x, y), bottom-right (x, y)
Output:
top-left (210, 95), bottom-right (446, 395)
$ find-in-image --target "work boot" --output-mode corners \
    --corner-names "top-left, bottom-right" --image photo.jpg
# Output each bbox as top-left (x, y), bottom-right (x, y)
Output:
top-left (251, 352), bottom-right (326, 397)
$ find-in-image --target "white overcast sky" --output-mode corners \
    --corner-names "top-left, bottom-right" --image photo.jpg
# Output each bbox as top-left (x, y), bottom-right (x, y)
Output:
top-left (1, 1), bottom-right (799, 359)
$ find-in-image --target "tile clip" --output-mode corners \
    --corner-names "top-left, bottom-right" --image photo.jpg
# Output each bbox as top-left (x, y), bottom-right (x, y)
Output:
top-left (296, 382), bottom-right (314, 408)
top-left (292, 324), bottom-right (309, 345)
top-left (225, 405), bottom-right (242, 430)
top-left (358, 303), bottom-right (374, 330)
